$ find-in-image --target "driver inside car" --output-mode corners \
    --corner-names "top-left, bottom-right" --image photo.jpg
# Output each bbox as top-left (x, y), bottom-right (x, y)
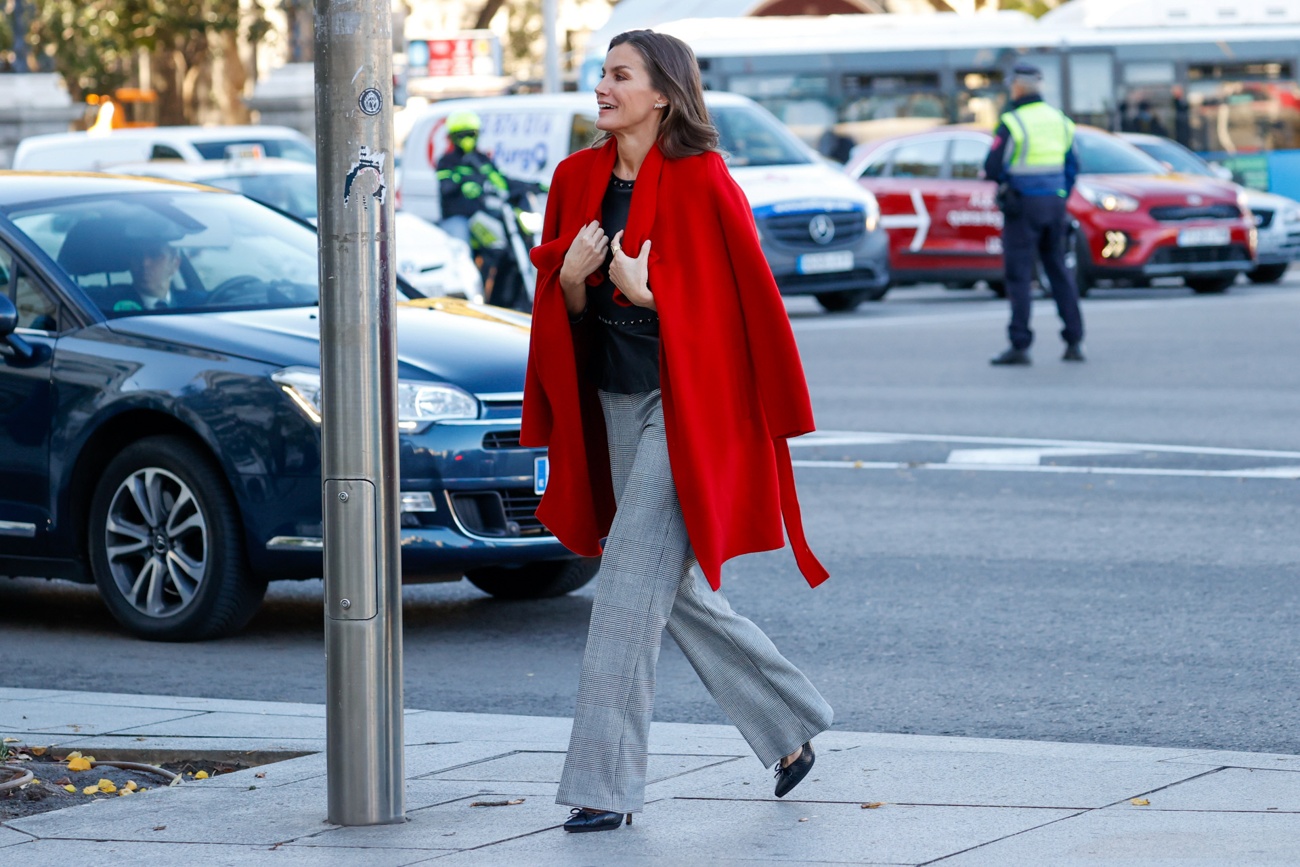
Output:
top-left (112, 239), bottom-right (195, 313)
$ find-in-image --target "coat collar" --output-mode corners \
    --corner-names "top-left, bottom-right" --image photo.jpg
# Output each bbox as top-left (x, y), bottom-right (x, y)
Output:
top-left (582, 138), bottom-right (664, 250)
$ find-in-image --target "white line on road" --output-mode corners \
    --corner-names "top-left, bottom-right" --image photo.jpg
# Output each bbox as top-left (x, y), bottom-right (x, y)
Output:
top-left (793, 430), bottom-right (1300, 461)
top-left (944, 447), bottom-right (1136, 465)
top-left (791, 459), bottom-right (1300, 480)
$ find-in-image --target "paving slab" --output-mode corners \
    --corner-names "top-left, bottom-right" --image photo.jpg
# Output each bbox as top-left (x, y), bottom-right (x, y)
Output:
top-left (677, 744), bottom-right (1210, 809)
top-left (41, 692), bottom-right (329, 718)
top-left (53, 734), bottom-right (324, 756)
top-left (1105, 766), bottom-right (1300, 813)
top-left (402, 711), bottom-right (572, 747)
top-left (1161, 749), bottom-right (1300, 771)
top-left (114, 711), bottom-right (327, 741)
top-left (0, 826), bottom-right (33, 849)
top-left (0, 688), bottom-right (70, 701)
top-left (0, 701), bottom-right (205, 736)
top-left (430, 798), bottom-right (1079, 865)
top-left (938, 807), bottom-right (1300, 866)
top-left (812, 730), bottom-right (1196, 763)
top-left (291, 788), bottom-right (566, 853)
top-left (422, 749), bottom-right (742, 786)
top-left (0, 838), bottom-right (436, 866)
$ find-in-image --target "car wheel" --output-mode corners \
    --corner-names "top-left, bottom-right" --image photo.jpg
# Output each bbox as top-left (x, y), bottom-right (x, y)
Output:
top-left (466, 557), bottom-right (600, 600)
top-left (814, 290), bottom-right (868, 312)
top-left (88, 436), bottom-right (266, 641)
top-left (1187, 275), bottom-right (1236, 294)
top-left (1247, 263), bottom-right (1288, 284)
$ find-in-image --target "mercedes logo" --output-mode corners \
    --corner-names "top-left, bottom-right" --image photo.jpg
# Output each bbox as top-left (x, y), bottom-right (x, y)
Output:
top-left (808, 214), bottom-right (836, 245)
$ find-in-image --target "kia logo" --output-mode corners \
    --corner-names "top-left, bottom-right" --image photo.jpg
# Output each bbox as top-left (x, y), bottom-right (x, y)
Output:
top-left (1187, 194), bottom-right (1203, 205)
top-left (808, 214), bottom-right (836, 245)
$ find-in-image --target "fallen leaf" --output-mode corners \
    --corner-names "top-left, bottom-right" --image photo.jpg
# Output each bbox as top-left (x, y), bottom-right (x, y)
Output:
top-left (2, 737), bottom-right (18, 744)
top-left (118, 788), bottom-right (134, 797)
top-left (66, 757), bottom-right (92, 772)
top-left (82, 785), bottom-right (99, 795)
top-left (255, 772), bottom-right (267, 779)
top-left (97, 779), bottom-right (117, 794)
top-left (153, 826), bottom-right (167, 831)
top-left (30, 747), bottom-right (46, 756)
top-left (861, 802), bottom-right (885, 809)
top-left (1130, 798), bottom-right (1150, 806)
top-left (469, 799), bottom-right (526, 807)
top-left (798, 817), bottom-right (809, 822)
top-left (64, 751), bottom-right (83, 760)
top-left (123, 781), bottom-right (138, 792)
top-left (54, 776), bottom-right (71, 786)
top-left (194, 770), bottom-right (210, 780)
top-left (31, 779), bottom-right (40, 785)
top-left (63, 785), bottom-right (76, 793)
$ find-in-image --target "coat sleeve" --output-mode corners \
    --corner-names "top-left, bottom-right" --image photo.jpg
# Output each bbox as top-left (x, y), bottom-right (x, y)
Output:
top-left (707, 155), bottom-right (817, 440)
top-left (520, 158), bottom-right (572, 447)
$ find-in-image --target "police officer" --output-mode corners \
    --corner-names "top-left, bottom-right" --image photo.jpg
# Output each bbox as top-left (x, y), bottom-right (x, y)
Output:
top-left (984, 62), bottom-right (1085, 365)
top-left (436, 110), bottom-right (510, 246)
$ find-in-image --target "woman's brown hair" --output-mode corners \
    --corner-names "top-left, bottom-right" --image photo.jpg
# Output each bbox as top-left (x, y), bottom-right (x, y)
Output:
top-left (593, 30), bottom-right (719, 159)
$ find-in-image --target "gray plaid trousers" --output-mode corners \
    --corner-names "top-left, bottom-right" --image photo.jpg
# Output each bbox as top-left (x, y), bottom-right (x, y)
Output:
top-left (556, 390), bottom-right (834, 814)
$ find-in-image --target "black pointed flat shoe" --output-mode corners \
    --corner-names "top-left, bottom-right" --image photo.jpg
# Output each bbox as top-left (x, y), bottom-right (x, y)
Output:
top-left (563, 807), bottom-right (632, 833)
top-left (774, 742), bottom-right (815, 798)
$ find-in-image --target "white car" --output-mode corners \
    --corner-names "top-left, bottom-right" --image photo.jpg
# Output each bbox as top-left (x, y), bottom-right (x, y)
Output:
top-left (12, 125), bottom-right (315, 171)
top-left (104, 158), bottom-right (483, 301)
top-left (1122, 133), bottom-right (1300, 284)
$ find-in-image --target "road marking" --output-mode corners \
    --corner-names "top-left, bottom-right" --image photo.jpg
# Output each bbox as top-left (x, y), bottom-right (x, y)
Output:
top-left (944, 447), bottom-right (1135, 465)
top-left (791, 459), bottom-right (1300, 481)
top-left (793, 430), bottom-right (1300, 461)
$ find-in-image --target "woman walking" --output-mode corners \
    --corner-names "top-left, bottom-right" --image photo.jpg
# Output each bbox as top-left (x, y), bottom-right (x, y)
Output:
top-left (521, 29), bottom-right (834, 833)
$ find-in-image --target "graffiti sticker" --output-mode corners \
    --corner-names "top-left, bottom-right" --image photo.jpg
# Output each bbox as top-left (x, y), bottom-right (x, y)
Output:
top-left (358, 88), bottom-right (383, 116)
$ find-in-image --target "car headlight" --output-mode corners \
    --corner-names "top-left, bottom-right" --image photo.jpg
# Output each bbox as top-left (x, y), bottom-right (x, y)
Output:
top-left (862, 190), bottom-right (881, 233)
top-left (1284, 206), bottom-right (1300, 225)
top-left (1077, 181), bottom-right (1139, 213)
top-left (271, 366), bottom-right (480, 430)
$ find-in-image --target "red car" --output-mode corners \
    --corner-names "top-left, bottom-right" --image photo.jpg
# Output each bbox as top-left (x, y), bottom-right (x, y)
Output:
top-left (845, 126), bottom-right (1256, 295)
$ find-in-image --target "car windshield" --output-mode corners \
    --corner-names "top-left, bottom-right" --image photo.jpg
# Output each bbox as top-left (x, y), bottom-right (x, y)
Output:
top-left (1130, 140), bottom-right (1213, 177)
top-left (192, 138), bottom-right (315, 164)
top-left (1075, 131), bottom-right (1167, 175)
top-left (711, 104), bottom-right (814, 167)
top-left (10, 189), bottom-right (326, 317)
top-left (207, 172), bottom-right (319, 222)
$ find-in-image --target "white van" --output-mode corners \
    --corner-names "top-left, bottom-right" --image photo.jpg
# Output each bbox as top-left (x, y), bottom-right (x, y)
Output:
top-left (12, 125), bottom-right (315, 172)
top-left (400, 92), bottom-right (890, 311)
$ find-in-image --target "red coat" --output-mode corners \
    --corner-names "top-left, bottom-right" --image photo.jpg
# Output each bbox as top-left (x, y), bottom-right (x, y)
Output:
top-left (521, 138), bottom-right (828, 590)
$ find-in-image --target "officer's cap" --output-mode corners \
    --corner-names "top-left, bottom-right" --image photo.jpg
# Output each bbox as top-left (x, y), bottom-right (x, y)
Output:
top-left (1011, 61), bottom-right (1043, 81)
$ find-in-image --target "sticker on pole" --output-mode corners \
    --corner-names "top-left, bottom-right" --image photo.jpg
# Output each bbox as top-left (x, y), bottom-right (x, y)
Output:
top-left (344, 146), bottom-right (386, 209)
top-left (358, 88), bottom-right (383, 116)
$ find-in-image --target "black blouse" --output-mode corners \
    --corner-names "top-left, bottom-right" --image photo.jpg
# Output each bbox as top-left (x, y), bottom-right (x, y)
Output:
top-left (586, 173), bottom-right (660, 394)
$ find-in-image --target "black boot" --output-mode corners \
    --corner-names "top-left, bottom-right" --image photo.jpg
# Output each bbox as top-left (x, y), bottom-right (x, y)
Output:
top-left (1062, 343), bottom-right (1085, 362)
top-left (990, 347), bottom-right (1031, 366)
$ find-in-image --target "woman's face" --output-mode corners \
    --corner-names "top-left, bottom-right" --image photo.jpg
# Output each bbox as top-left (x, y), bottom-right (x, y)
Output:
top-left (595, 43), bottom-right (666, 137)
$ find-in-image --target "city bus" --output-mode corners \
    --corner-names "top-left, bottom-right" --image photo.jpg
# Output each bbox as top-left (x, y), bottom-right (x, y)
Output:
top-left (582, 2), bottom-right (1300, 174)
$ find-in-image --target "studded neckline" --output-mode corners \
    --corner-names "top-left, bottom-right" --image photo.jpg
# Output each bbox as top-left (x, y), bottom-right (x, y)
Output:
top-left (610, 174), bottom-right (635, 191)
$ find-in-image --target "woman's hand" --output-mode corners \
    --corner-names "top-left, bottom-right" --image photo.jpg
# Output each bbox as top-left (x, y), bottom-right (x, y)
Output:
top-left (559, 221), bottom-right (608, 315)
top-left (609, 230), bottom-right (655, 311)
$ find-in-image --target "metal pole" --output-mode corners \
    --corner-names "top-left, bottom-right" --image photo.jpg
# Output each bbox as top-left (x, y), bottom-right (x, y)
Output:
top-left (12, 0), bottom-right (28, 72)
top-left (542, 0), bottom-right (560, 94)
top-left (314, 0), bottom-right (404, 827)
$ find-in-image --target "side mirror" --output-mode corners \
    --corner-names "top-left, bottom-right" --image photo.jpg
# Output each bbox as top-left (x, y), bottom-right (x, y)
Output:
top-left (0, 295), bottom-right (35, 362)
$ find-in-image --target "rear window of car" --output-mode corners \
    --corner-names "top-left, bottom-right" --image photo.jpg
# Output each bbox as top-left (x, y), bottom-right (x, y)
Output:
top-left (192, 138), bottom-right (315, 164)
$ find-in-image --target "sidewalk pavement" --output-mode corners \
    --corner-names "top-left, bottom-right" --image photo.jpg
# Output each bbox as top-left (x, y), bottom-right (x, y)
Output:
top-left (2, 687), bottom-right (1298, 865)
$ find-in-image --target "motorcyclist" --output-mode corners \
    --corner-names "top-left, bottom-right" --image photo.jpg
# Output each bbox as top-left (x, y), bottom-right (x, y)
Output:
top-left (436, 110), bottom-right (510, 247)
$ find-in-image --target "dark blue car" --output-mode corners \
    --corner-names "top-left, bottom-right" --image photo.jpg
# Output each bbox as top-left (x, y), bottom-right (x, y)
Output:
top-left (0, 173), bottom-right (594, 641)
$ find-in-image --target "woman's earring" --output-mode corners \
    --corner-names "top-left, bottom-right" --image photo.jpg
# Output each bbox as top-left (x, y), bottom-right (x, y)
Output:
top-left (654, 103), bottom-right (667, 109)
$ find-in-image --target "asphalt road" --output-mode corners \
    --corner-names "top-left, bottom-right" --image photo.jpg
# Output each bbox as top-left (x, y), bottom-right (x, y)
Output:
top-left (3, 274), bottom-right (1298, 755)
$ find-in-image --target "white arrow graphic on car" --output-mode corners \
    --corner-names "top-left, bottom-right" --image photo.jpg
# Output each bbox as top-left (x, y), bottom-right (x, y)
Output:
top-left (878, 188), bottom-right (932, 251)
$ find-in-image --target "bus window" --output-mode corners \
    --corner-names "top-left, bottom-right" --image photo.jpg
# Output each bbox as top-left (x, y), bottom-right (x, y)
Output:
top-left (889, 139), bottom-right (946, 179)
top-left (1186, 62), bottom-right (1300, 153)
top-left (839, 73), bottom-right (946, 144)
top-left (956, 71), bottom-right (1005, 128)
top-left (1069, 53), bottom-right (1115, 129)
top-left (950, 138), bottom-right (991, 180)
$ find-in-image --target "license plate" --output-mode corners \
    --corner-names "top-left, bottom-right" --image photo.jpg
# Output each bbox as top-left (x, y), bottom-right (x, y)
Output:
top-left (534, 456), bottom-right (549, 496)
top-left (797, 250), bottom-right (853, 274)
top-left (1178, 227), bottom-right (1231, 247)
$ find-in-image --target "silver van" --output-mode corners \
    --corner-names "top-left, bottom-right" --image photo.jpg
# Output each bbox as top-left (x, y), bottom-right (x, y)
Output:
top-left (12, 125), bottom-right (314, 172)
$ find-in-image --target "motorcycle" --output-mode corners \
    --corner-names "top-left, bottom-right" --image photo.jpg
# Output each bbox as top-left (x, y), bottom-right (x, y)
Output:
top-left (467, 183), bottom-right (544, 312)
